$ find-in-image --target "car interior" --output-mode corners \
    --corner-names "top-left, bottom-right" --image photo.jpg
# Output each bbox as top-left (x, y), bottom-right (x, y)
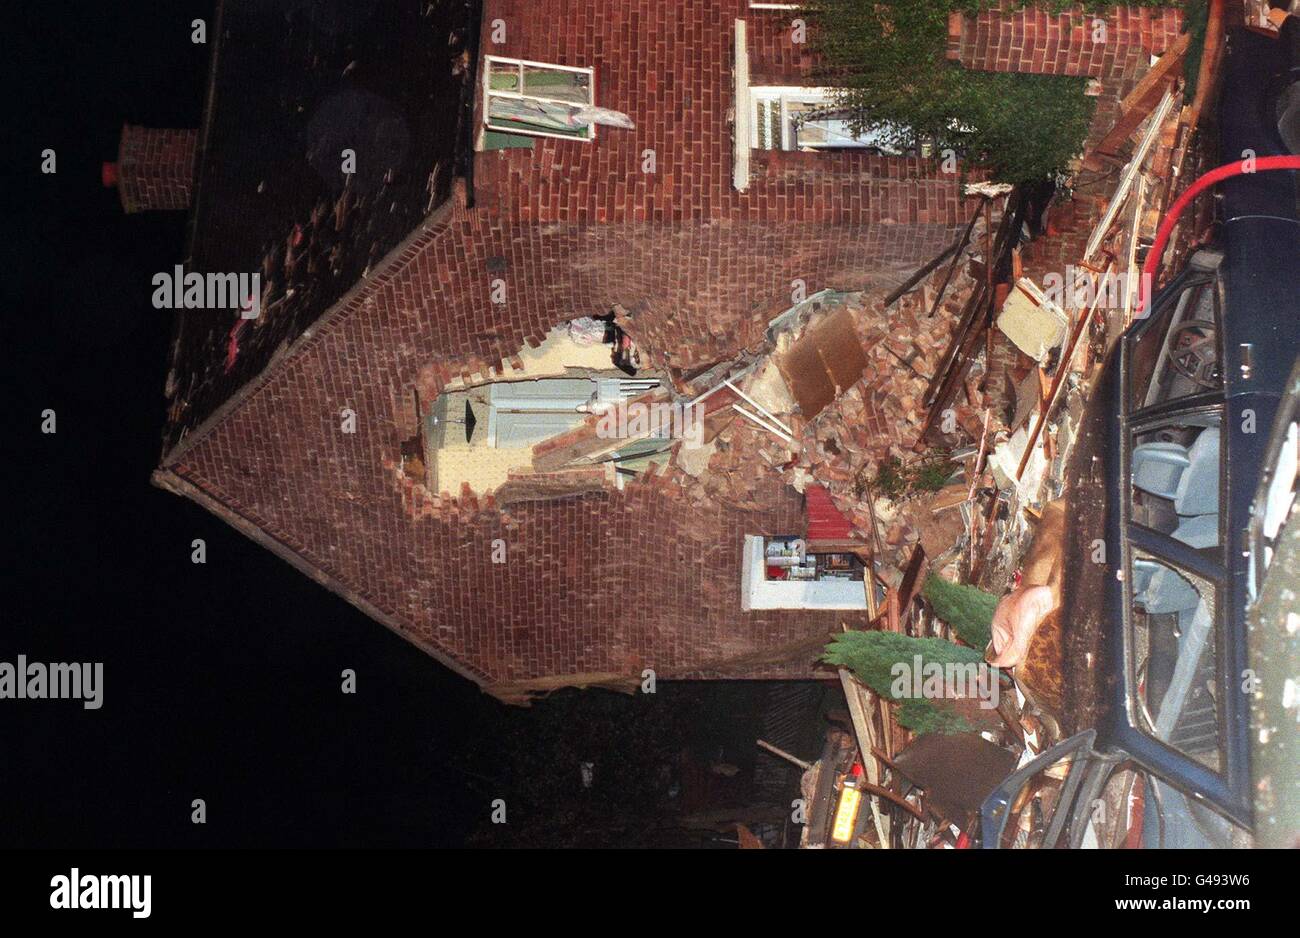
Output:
top-left (1130, 276), bottom-right (1222, 411)
top-left (1129, 415), bottom-right (1223, 770)
top-left (1131, 422), bottom-right (1221, 543)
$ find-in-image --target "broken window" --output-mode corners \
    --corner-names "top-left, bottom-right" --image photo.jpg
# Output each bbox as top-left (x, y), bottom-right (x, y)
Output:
top-left (741, 536), bottom-right (868, 610)
top-left (1127, 406), bottom-right (1226, 771)
top-left (1129, 272), bottom-right (1223, 412)
top-left (483, 56), bottom-right (595, 141)
top-left (750, 87), bottom-right (906, 152)
top-left (1128, 549), bottom-right (1223, 772)
top-left (762, 536), bottom-right (863, 582)
top-left (1129, 411), bottom-right (1223, 554)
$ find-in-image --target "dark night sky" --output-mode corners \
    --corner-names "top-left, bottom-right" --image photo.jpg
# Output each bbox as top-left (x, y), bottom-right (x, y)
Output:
top-left (4, 0), bottom-right (489, 848)
top-left (4, 1), bottom-right (800, 850)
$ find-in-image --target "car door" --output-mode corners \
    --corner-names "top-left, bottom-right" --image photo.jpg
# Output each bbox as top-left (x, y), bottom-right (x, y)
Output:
top-left (980, 730), bottom-right (1099, 849)
top-left (1112, 252), bottom-right (1255, 829)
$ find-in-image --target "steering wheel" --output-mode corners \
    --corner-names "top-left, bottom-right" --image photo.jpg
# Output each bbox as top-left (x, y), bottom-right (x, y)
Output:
top-left (1167, 320), bottom-right (1219, 390)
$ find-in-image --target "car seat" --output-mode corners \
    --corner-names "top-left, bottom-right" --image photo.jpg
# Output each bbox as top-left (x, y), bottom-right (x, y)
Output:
top-left (1174, 427), bottom-right (1220, 516)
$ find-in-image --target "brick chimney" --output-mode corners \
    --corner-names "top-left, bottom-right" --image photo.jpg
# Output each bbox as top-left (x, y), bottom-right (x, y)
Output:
top-left (102, 125), bottom-right (198, 213)
top-left (946, 2), bottom-right (1184, 78)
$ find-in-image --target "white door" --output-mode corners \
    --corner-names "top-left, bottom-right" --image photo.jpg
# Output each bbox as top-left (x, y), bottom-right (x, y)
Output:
top-left (488, 378), bottom-right (595, 447)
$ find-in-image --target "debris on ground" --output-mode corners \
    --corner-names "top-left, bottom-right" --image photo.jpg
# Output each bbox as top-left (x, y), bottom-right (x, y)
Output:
top-left (755, 15), bottom-right (1226, 846)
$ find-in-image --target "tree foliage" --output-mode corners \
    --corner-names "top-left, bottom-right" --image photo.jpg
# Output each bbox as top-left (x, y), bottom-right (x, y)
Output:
top-left (823, 631), bottom-right (987, 734)
top-left (808, 0), bottom-right (1102, 183)
top-left (922, 573), bottom-right (998, 649)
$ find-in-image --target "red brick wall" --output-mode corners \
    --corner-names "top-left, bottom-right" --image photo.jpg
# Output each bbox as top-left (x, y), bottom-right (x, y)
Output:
top-left (748, 9), bottom-right (818, 86)
top-left (402, 212), bottom-right (965, 379)
top-left (168, 340), bottom-right (869, 687)
top-left (164, 196), bottom-right (933, 687)
top-left (163, 0), bottom-right (989, 691)
top-left (946, 2), bottom-right (1184, 77)
top-left (475, 0), bottom-right (985, 220)
top-left (113, 125), bottom-right (197, 213)
top-left (468, 0), bottom-right (982, 374)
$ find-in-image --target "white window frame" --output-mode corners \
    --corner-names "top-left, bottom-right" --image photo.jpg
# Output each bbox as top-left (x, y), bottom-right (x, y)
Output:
top-left (750, 86), bottom-right (881, 151)
top-left (734, 19), bottom-right (750, 190)
top-left (482, 55), bottom-right (596, 143)
top-left (740, 536), bottom-right (868, 610)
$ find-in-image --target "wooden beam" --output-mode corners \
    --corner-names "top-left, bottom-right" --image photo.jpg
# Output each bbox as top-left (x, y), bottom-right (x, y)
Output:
top-left (1015, 261), bottom-right (1113, 481)
top-left (883, 240), bottom-right (961, 309)
top-left (1180, 0), bottom-right (1224, 132)
top-left (855, 779), bottom-right (927, 821)
top-left (756, 738), bottom-right (812, 771)
top-left (1084, 89), bottom-right (1177, 262)
top-left (838, 669), bottom-right (891, 847)
top-left (1084, 32), bottom-right (1189, 168)
top-left (924, 200), bottom-right (985, 318)
top-left (897, 546), bottom-right (929, 628)
top-left (921, 189), bottom-right (1025, 430)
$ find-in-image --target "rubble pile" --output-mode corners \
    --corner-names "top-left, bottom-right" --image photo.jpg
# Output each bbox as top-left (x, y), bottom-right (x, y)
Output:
top-left (671, 226), bottom-right (994, 569)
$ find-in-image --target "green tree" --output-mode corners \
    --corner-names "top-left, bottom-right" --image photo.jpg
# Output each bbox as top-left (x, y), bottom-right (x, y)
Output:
top-left (824, 631), bottom-right (987, 734)
top-left (808, 0), bottom-right (1100, 183)
top-left (922, 573), bottom-right (997, 649)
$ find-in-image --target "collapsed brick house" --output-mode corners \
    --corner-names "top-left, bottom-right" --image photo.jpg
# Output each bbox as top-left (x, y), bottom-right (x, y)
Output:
top-left (129, 1), bottom-right (1182, 701)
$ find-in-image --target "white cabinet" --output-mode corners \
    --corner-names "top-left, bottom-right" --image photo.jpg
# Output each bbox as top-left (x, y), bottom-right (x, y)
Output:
top-left (740, 536), bottom-right (868, 611)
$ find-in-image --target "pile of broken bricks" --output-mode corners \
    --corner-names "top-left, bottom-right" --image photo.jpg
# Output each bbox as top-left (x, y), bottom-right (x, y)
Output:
top-left (666, 215), bottom-right (999, 575)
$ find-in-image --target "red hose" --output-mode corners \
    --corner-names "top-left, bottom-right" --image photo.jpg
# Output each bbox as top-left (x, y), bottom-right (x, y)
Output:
top-left (1138, 154), bottom-right (1300, 315)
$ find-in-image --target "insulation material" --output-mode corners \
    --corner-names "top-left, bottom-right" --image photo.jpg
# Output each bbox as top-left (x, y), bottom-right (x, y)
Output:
top-left (996, 279), bottom-right (1067, 363)
top-left (746, 358), bottom-right (797, 416)
top-left (988, 426), bottom-right (1048, 500)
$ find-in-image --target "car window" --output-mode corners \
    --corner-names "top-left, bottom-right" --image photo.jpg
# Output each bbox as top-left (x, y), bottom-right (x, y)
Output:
top-left (1075, 765), bottom-right (1238, 848)
top-left (1129, 549), bottom-right (1223, 772)
top-left (1075, 764), bottom-right (1147, 848)
top-left (1129, 412), bottom-right (1223, 557)
top-left (1129, 276), bottom-right (1222, 412)
top-left (1141, 776), bottom-right (1239, 848)
top-left (980, 730), bottom-right (1095, 849)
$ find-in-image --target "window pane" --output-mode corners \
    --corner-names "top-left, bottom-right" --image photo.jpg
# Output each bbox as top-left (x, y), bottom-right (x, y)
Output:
top-left (488, 59), bottom-right (521, 92)
top-left (487, 96), bottom-right (588, 138)
top-left (1130, 278), bottom-right (1221, 410)
top-left (1130, 414), bottom-right (1221, 551)
top-left (992, 749), bottom-right (1088, 849)
top-left (522, 65), bottom-right (589, 103)
top-left (792, 107), bottom-right (895, 150)
top-left (1128, 415), bottom-right (1216, 550)
top-left (1130, 551), bottom-right (1222, 770)
top-left (796, 116), bottom-right (856, 147)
